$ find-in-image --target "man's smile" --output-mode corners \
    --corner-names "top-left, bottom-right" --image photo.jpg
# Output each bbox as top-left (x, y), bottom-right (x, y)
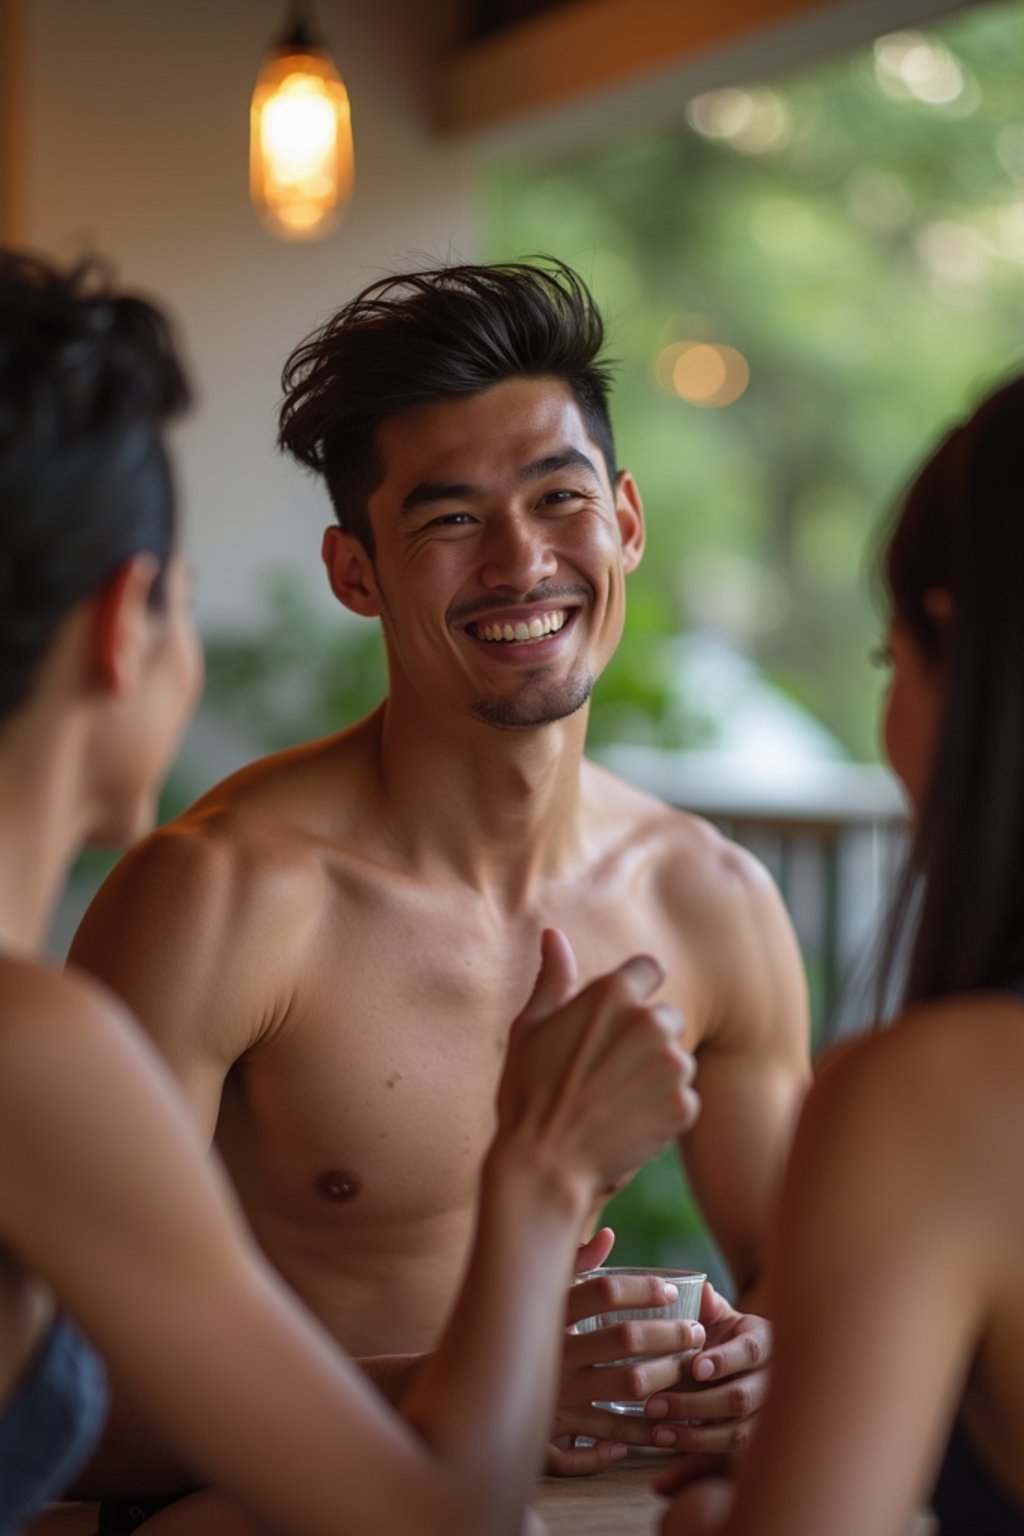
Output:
top-left (471, 608), bottom-right (569, 644)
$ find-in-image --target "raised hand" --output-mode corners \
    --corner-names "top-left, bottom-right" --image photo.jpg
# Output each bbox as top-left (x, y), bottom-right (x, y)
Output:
top-left (495, 929), bottom-right (699, 1196)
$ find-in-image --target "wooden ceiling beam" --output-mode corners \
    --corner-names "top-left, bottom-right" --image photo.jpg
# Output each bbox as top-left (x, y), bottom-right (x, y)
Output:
top-left (438, 0), bottom-right (980, 139)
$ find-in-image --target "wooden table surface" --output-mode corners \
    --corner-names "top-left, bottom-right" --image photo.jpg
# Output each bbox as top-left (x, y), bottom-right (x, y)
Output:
top-left (533, 1453), bottom-right (667, 1533)
top-left (39, 1456), bottom-right (667, 1534)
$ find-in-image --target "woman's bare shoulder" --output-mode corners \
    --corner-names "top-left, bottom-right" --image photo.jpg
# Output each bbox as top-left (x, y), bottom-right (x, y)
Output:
top-left (815, 993), bottom-right (1024, 1122)
top-left (794, 994), bottom-right (1024, 1251)
top-left (0, 955), bottom-right (141, 1103)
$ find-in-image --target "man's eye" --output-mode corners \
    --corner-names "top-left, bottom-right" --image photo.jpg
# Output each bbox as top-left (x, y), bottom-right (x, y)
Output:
top-left (542, 488), bottom-right (585, 506)
top-left (429, 512), bottom-right (474, 527)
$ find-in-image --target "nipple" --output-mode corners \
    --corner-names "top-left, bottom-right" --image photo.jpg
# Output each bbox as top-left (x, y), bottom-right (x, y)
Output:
top-left (315, 1168), bottom-right (360, 1202)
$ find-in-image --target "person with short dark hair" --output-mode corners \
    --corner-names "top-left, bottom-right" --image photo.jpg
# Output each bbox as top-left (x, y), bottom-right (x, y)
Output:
top-left (659, 375), bottom-right (1024, 1536)
top-left (70, 258), bottom-right (810, 1521)
top-left (0, 249), bottom-right (700, 1536)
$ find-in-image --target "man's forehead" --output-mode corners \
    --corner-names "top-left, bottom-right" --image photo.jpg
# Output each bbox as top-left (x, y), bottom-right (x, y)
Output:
top-left (372, 378), bottom-right (603, 490)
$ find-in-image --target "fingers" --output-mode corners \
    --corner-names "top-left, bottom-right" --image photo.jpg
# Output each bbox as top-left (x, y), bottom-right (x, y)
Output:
top-left (544, 1436), bottom-right (630, 1478)
top-left (648, 1415), bottom-right (760, 1455)
top-left (560, 1352), bottom-right (698, 1410)
top-left (646, 1367), bottom-right (769, 1423)
top-left (573, 1226), bottom-right (615, 1274)
top-left (563, 1319), bottom-right (704, 1373)
top-left (550, 1404), bottom-right (688, 1454)
top-left (615, 952), bottom-right (666, 1003)
top-left (565, 1270), bottom-right (685, 1327)
top-left (518, 928), bottom-right (580, 1027)
top-left (691, 1318), bottom-right (771, 1386)
top-left (503, 943), bottom-right (694, 1185)
top-left (643, 1366), bottom-right (767, 1456)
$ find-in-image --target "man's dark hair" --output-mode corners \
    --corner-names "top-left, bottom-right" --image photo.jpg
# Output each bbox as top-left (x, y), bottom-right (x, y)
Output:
top-left (875, 373), bottom-right (1024, 1010)
top-left (0, 250), bottom-right (189, 721)
top-left (277, 259), bottom-right (617, 554)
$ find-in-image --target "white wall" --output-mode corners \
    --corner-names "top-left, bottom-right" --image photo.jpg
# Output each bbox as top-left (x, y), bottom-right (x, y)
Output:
top-left (22, 0), bottom-right (478, 629)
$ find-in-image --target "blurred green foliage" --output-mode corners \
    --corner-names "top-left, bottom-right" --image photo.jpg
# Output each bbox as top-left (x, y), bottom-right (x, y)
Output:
top-left (486, 2), bottom-right (1024, 763)
top-left (202, 573), bottom-right (388, 752)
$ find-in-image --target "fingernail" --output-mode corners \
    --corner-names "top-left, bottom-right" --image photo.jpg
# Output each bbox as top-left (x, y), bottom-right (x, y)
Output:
top-left (621, 954), bottom-right (664, 991)
top-left (646, 1398), bottom-right (669, 1418)
top-left (662, 1283), bottom-right (679, 1301)
top-left (691, 1325), bottom-right (706, 1348)
top-left (653, 1428), bottom-right (677, 1448)
top-left (693, 1356), bottom-right (715, 1380)
top-left (610, 1443), bottom-right (629, 1461)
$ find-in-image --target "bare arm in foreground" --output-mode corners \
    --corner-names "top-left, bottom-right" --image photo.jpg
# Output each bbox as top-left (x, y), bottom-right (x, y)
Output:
top-left (5, 932), bottom-right (697, 1536)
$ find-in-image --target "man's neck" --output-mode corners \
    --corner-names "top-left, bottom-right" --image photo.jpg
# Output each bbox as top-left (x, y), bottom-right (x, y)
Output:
top-left (370, 694), bottom-right (591, 905)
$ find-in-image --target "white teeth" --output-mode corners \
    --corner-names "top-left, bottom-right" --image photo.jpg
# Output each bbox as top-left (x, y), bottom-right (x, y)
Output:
top-left (476, 609), bottom-right (567, 643)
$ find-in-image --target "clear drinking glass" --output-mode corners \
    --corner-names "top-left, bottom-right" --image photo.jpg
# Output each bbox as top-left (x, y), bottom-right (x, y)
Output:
top-left (573, 1266), bottom-right (707, 1415)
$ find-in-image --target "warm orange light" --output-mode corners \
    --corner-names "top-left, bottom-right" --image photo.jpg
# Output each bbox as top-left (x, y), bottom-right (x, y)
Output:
top-left (250, 12), bottom-right (353, 242)
top-left (654, 340), bottom-right (751, 408)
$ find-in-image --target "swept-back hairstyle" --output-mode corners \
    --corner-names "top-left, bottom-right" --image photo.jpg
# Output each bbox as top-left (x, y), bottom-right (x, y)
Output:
top-left (277, 259), bottom-right (617, 555)
top-left (0, 251), bottom-right (189, 722)
top-left (878, 374), bottom-right (1024, 1008)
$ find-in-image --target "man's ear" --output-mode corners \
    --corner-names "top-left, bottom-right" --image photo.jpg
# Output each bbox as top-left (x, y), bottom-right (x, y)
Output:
top-left (615, 471), bottom-right (645, 573)
top-left (322, 526), bottom-right (383, 618)
top-left (92, 554), bottom-right (160, 696)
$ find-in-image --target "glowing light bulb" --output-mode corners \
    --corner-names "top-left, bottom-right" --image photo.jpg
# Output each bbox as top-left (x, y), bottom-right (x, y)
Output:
top-left (250, 11), bottom-right (353, 242)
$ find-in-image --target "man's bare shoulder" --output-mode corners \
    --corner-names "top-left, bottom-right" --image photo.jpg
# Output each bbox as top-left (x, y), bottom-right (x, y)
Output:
top-left (581, 757), bottom-right (775, 917)
top-left (78, 723), bottom-right (383, 945)
top-left (68, 726), bottom-right (391, 1042)
top-left (179, 713), bottom-right (384, 844)
top-left (581, 759), bottom-right (805, 1054)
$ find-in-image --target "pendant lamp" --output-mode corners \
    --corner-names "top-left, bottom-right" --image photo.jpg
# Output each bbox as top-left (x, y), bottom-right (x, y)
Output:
top-left (250, 4), bottom-right (353, 241)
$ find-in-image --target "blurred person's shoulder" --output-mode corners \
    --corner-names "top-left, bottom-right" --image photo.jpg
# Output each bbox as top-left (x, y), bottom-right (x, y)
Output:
top-left (806, 992), bottom-right (1024, 1209)
top-left (0, 950), bottom-right (142, 1087)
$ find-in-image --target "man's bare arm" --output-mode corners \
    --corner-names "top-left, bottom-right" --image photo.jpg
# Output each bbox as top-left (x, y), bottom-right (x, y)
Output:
top-left (682, 839), bottom-right (811, 1297)
top-left (641, 833), bottom-right (811, 1453)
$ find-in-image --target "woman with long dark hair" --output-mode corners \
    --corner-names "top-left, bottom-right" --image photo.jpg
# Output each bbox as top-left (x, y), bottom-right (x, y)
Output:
top-left (0, 249), bottom-right (698, 1536)
top-left (659, 375), bottom-right (1024, 1535)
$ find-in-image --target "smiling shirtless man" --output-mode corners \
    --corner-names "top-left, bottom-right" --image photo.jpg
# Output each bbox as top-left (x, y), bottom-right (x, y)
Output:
top-left (66, 261), bottom-right (810, 1529)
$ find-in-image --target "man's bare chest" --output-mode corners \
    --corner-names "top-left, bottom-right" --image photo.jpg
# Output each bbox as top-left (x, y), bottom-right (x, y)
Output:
top-left (213, 883), bottom-right (703, 1230)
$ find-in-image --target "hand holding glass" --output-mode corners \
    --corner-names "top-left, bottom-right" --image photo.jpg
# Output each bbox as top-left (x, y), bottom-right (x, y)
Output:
top-left (573, 1266), bottom-right (707, 1415)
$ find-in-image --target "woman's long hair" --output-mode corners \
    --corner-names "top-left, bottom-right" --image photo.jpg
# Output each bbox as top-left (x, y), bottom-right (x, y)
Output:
top-left (877, 375), bottom-right (1024, 1010)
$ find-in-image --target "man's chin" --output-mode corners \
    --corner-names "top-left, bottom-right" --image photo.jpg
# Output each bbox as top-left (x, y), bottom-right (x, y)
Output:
top-left (469, 676), bottom-right (593, 731)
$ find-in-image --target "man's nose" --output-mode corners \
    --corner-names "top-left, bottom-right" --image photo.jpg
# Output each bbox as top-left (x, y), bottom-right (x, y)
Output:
top-left (479, 515), bottom-right (558, 591)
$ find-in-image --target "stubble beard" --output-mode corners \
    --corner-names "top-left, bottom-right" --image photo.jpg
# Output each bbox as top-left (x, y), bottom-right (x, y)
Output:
top-left (469, 669), bottom-right (595, 731)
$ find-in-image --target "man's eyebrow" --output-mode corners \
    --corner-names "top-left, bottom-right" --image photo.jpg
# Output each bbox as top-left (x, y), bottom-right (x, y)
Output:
top-left (518, 449), bottom-right (600, 483)
top-left (398, 448), bottom-right (601, 516)
top-left (400, 481), bottom-right (479, 514)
